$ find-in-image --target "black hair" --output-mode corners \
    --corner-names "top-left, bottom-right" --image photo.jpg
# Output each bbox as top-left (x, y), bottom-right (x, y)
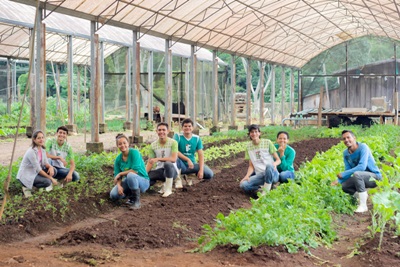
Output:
top-left (157, 122), bottom-right (169, 129)
top-left (32, 130), bottom-right (45, 149)
top-left (342, 130), bottom-right (355, 138)
top-left (277, 131), bottom-right (289, 139)
top-left (57, 125), bottom-right (69, 134)
top-left (115, 133), bottom-right (129, 145)
top-left (181, 118), bottom-right (194, 127)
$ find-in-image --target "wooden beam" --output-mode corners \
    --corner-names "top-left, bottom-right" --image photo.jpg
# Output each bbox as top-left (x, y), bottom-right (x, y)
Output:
top-left (318, 86), bottom-right (324, 127)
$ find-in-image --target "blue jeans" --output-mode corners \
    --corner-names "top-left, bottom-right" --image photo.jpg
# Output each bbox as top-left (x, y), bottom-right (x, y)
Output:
top-left (279, 171), bottom-right (295, 183)
top-left (54, 167), bottom-right (80, 182)
top-left (240, 164), bottom-right (279, 192)
top-left (176, 158), bottom-right (214, 179)
top-left (110, 172), bottom-right (150, 200)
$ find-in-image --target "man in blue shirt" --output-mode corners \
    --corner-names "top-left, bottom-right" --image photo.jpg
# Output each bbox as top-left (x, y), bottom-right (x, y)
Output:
top-left (332, 130), bottom-right (382, 213)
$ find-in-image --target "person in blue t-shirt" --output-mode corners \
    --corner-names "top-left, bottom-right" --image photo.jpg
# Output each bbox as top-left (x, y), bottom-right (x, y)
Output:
top-left (331, 130), bottom-right (382, 213)
top-left (173, 118), bottom-right (214, 187)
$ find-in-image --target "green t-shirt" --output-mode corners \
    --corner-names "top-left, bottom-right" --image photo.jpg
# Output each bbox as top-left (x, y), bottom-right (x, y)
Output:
top-left (274, 144), bottom-right (295, 172)
top-left (114, 148), bottom-right (149, 179)
top-left (173, 133), bottom-right (203, 166)
top-left (45, 137), bottom-right (73, 168)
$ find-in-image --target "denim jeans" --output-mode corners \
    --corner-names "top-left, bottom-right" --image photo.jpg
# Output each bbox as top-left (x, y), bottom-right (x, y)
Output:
top-left (279, 171), bottom-right (295, 183)
top-left (53, 167), bottom-right (80, 182)
top-left (341, 171), bottom-right (380, 195)
top-left (240, 164), bottom-right (279, 192)
top-left (110, 172), bottom-right (150, 200)
top-left (176, 158), bottom-right (214, 179)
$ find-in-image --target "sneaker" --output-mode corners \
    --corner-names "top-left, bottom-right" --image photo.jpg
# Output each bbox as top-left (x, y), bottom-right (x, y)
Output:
top-left (125, 199), bottom-right (134, 205)
top-left (45, 184), bottom-right (53, 192)
top-left (22, 187), bottom-right (33, 198)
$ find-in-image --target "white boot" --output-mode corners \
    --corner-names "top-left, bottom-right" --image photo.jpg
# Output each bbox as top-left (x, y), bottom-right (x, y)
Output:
top-left (45, 184), bottom-right (53, 192)
top-left (22, 187), bottom-right (32, 198)
top-left (355, 191), bottom-right (368, 213)
top-left (158, 182), bottom-right (166, 194)
top-left (260, 183), bottom-right (272, 196)
top-left (162, 178), bottom-right (174, 198)
top-left (175, 170), bottom-right (183, 189)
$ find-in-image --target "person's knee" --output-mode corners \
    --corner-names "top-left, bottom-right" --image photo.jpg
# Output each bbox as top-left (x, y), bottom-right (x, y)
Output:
top-left (73, 172), bottom-right (80, 182)
top-left (43, 179), bottom-right (52, 188)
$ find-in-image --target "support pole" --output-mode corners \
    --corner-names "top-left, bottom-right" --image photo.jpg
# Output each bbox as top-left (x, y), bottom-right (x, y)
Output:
top-left (185, 58), bottom-right (190, 118)
top-left (229, 56), bottom-right (237, 130)
top-left (6, 58), bottom-right (11, 114)
top-left (318, 86), bottom-right (324, 127)
top-left (131, 32), bottom-right (142, 143)
top-left (39, 21), bottom-right (46, 133)
top-left (259, 61), bottom-right (265, 126)
top-left (77, 65), bottom-right (81, 111)
top-left (124, 47), bottom-right (132, 130)
top-left (190, 45), bottom-right (196, 125)
top-left (290, 69), bottom-right (295, 114)
top-left (246, 58), bottom-right (252, 127)
top-left (298, 70), bottom-right (302, 111)
top-left (148, 50), bottom-right (154, 123)
top-left (281, 66), bottom-right (285, 124)
top-left (271, 65), bottom-right (276, 125)
top-left (210, 50), bottom-right (219, 134)
top-left (99, 42), bottom-right (107, 134)
top-left (66, 35), bottom-right (77, 133)
top-left (12, 60), bottom-right (17, 103)
top-left (164, 39), bottom-right (173, 131)
top-left (86, 21), bottom-right (103, 153)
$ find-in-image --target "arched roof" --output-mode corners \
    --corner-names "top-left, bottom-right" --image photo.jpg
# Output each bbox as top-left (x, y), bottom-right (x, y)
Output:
top-left (11, 0), bottom-right (400, 68)
top-left (0, 0), bottom-right (223, 64)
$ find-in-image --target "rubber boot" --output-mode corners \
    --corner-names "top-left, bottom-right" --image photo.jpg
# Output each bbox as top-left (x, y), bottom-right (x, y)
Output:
top-left (158, 182), bottom-right (165, 194)
top-left (129, 189), bottom-right (141, 210)
top-left (260, 183), bottom-right (272, 196)
top-left (355, 191), bottom-right (368, 213)
top-left (162, 178), bottom-right (174, 197)
top-left (175, 170), bottom-right (183, 189)
top-left (22, 186), bottom-right (32, 198)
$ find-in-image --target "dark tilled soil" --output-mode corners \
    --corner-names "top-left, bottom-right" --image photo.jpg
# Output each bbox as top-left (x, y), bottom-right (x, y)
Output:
top-left (1, 137), bottom-right (398, 267)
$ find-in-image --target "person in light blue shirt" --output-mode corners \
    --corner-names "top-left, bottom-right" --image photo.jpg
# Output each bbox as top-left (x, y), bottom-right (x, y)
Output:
top-left (332, 130), bottom-right (382, 213)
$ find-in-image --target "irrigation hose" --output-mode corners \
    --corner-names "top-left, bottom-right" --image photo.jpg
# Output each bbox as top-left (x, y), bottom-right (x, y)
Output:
top-left (0, 0), bottom-right (40, 220)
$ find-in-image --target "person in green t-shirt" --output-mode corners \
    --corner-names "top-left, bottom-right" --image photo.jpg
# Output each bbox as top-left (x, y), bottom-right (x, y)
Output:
top-left (147, 122), bottom-right (179, 198)
top-left (46, 126), bottom-right (80, 184)
top-left (274, 131), bottom-right (295, 183)
top-left (110, 134), bottom-right (150, 210)
top-left (173, 118), bottom-right (214, 188)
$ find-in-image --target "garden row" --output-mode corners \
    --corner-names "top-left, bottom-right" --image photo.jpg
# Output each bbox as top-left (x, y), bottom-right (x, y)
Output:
top-left (198, 124), bottom-right (400, 254)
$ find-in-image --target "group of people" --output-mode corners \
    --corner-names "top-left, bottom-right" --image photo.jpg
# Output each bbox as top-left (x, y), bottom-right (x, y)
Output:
top-left (17, 121), bottom-right (382, 214)
top-left (240, 125), bottom-right (381, 213)
top-left (110, 118), bottom-right (213, 209)
top-left (17, 126), bottom-right (80, 197)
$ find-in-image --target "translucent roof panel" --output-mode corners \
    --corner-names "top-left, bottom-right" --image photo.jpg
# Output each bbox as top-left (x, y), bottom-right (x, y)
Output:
top-left (12, 0), bottom-right (400, 68)
top-left (0, 0), bottom-right (221, 64)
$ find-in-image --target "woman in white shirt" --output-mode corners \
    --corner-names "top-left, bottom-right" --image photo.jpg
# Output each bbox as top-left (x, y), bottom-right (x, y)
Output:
top-left (17, 130), bottom-right (58, 197)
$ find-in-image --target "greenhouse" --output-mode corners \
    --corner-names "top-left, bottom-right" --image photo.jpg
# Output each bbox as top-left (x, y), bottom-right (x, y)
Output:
top-left (0, 1), bottom-right (400, 266)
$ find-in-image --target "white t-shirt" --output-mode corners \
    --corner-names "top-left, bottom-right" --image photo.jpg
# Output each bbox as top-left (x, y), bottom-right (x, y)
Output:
top-left (245, 139), bottom-right (277, 174)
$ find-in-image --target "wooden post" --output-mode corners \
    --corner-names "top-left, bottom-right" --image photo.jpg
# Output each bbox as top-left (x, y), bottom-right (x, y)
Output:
top-left (229, 56), bottom-right (237, 130)
top-left (213, 51), bottom-right (219, 127)
top-left (40, 22), bottom-right (46, 133)
top-left (148, 50), bottom-right (153, 122)
top-left (394, 92), bottom-right (399, 126)
top-left (259, 61), bottom-right (265, 126)
top-left (67, 35), bottom-right (73, 125)
top-left (318, 86), bottom-right (324, 127)
top-left (290, 69), bottom-right (295, 114)
top-left (77, 65), bottom-right (81, 111)
top-left (246, 58), bottom-right (251, 126)
top-left (164, 39), bottom-right (172, 130)
top-left (281, 66), bottom-right (285, 124)
top-left (271, 65), bottom-right (276, 125)
top-left (6, 58), bottom-right (11, 114)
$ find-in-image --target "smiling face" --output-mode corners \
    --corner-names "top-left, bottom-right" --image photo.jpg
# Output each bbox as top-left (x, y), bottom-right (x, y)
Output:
top-left (342, 131), bottom-right (356, 148)
top-left (157, 125), bottom-right (169, 140)
top-left (249, 129), bottom-right (261, 142)
top-left (33, 132), bottom-right (45, 147)
top-left (117, 136), bottom-right (129, 153)
top-left (182, 122), bottom-right (193, 135)
top-left (277, 132), bottom-right (289, 147)
top-left (56, 129), bottom-right (68, 144)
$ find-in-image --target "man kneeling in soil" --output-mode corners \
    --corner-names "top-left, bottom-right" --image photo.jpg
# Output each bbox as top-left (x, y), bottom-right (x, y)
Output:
top-left (173, 118), bottom-right (214, 188)
top-left (46, 126), bottom-right (80, 185)
top-left (331, 130), bottom-right (382, 213)
top-left (240, 124), bottom-right (281, 194)
top-left (147, 122), bottom-right (179, 197)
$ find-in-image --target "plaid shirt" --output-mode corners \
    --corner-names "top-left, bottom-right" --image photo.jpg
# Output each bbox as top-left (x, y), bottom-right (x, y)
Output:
top-left (45, 138), bottom-right (73, 168)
